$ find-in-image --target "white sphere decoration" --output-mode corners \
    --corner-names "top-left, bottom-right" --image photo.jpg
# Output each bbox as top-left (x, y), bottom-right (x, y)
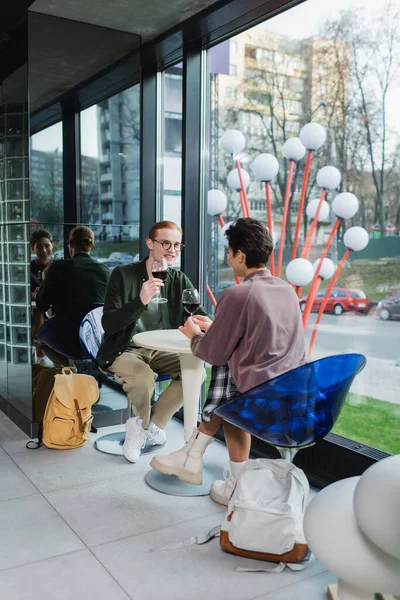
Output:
top-left (313, 258), bottom-right (335, 280)
top-left (343, 226), bottom-right (369, 252)
top-left (207, 189), bottom-right (227, 216)
top-left (251, 153), bottom-right (279, 182)
top-left (286, 258), bottom-right (314, 287)
top-left (283, 137), bottom-right (306, 161)
top-left (221, 130), bottom-right (245, 155)
top-left (304, 477), bottom-right (400, 596)
top-left (354, 455), bottom-right (400, 561)
top-left (220, 221), bottom-right (235, 247)
top-left (227, 168), bottom-right (250, 191)
top-left (332, 192), bottom-right (359, 220)
top-left (316, 166), bottom-right (341, 190)
top-left (299, 122), bottom-right (326, 151)
top-left (306, 199), bottom-right (330, 222)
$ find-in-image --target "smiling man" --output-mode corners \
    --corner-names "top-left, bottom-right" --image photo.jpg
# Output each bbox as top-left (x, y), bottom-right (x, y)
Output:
top-left (97, 221), bottom-right (207, 463)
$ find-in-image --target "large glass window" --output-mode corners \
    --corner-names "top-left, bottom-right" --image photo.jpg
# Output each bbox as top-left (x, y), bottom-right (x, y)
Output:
top-left (80, 84), bottom-right (140, 268)
top-left (205, 0), bottom-right (400, 455)
top-left (159, 64), bottom-right (183, 228)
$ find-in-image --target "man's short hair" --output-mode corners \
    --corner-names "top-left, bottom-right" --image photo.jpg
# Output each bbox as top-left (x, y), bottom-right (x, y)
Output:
top-left (225, 218), bottom-right (274, 268)
top-left (148, 221), bottom-right (182, 240)
top-left (30, 228), bottom-right (53, 249)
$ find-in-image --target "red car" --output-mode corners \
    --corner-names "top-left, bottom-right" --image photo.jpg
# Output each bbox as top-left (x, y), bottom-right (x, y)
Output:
top-left (299, 288), bottom-right (370, 316)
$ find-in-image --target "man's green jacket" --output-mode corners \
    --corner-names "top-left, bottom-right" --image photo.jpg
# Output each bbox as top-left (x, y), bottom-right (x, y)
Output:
top-left (97, 257), bottom-right (208, 368)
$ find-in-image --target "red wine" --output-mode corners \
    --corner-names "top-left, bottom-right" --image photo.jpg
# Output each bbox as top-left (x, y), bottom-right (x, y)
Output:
top-left (183, 301), bottom-right (200, 315)
top-left (152, 270), bottom-right (168, 282)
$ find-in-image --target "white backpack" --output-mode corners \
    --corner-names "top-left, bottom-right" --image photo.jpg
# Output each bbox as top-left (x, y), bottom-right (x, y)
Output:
top-left (151, 458), bottom-right (311, 571)
top-left (220, 458), bottom-right (310, 565)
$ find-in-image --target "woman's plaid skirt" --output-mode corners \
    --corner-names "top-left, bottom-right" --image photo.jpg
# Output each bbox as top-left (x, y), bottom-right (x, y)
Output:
top-left (202, 364), bottom-right (238, 422)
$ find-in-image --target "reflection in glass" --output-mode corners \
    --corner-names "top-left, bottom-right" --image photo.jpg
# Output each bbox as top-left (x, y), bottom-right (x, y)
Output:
top-left (80, 84), bottom-right (141, 255)
top-left (30, 122), bottom-right (63, 224)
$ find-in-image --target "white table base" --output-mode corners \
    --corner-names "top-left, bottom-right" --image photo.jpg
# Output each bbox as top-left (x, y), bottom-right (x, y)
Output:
top-left (180, 352), bottom-right (205, 442)
top-left (144, 461), bottom-right (224, 497)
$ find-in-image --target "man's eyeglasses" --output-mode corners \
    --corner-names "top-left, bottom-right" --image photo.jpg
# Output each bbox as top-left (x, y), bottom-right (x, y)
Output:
top-left (152, 239), bottom-right (185, 252)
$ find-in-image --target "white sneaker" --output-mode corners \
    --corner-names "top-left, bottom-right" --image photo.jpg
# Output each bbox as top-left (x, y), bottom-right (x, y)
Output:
top-left (123, 417), bottom-right (148, 463)
top-left (37, 356), bottom-right (54, 367)
top-left (148, 421), bottom-right (166, 446)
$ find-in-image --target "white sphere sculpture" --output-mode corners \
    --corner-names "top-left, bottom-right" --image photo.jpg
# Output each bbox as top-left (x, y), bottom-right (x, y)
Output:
top-left (251, 153), bottom-right (279, 182)
top-left (221, 130), bottom-right (245, 155)
top-left (343, 227), bottom-right (369, 252)
top-left (286, 258), bottom-right (314, 287)
top-left (227, 168), bottom-right (250, 191)
top-left (220, 220), bottom-right (235, 246)
top-left (282, 137), bottom-right (306, 161)
top-left (207, 189), bottom-right (227, 216)
top-left (354, 455), bottom-right (400, 561)
top-left (299, 123), bottom-right (326, 151)
top-left (313, 258), bottom-right (335, 280)
top-left (332, 192), bottom-right (359, 220)
top-left (317, 166), bottom-right (341, 190)
top-left (304, 477), bottom-right (400, 598)
top-left (306, 199), bottom-right (330, 222)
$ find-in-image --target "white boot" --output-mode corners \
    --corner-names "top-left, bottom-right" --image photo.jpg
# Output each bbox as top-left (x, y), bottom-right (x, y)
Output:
top-left (150, 429), bottom-right (213, 485)
top-left (210, 460), bottom-right (247, 506)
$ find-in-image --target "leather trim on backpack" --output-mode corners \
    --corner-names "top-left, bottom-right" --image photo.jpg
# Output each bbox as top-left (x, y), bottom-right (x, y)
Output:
top-left (220, 530), bottom-right (308, 563)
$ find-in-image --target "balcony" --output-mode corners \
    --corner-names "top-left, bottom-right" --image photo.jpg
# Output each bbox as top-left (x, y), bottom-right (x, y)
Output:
top-left (100, 154), bottom-right (110, 163)
top-left (101, 212), bottom-right (113, 222)
top-left (101, 192), bottom-right (113, 201)
top-left (100, 173), bottom-right (112, 182)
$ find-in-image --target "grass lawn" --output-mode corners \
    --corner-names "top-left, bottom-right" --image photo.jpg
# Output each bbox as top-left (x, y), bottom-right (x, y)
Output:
top-left (333, 392), bottom-right (400, 455)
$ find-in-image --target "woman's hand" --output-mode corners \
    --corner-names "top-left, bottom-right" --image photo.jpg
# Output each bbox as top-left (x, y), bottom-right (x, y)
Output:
top-left (32, 287), bottom-right (40, 300)
top-left (192, 315), bottom-right (212, 332)
top-left (179, 317), bottom-right (201, 340)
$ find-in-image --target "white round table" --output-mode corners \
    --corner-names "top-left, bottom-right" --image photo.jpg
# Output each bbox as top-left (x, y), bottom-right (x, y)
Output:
top-left (132, 329), bottom-right (224, 497)
top-left (133, 329), bottom-right (204, 442)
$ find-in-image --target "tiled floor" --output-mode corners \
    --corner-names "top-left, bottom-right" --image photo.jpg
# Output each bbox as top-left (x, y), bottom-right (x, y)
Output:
top-left (0, 411), bottom-right (335, 600)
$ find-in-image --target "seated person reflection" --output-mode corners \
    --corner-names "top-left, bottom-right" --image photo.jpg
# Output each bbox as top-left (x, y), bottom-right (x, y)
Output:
top-left (151, 218), bottom-right (306, 505)
top-left (36, 226), bottom-right (110, 366)
top-left (97, 220), bottom-right (208, 464)
top-left (30, 228), bottom-right (54, 365)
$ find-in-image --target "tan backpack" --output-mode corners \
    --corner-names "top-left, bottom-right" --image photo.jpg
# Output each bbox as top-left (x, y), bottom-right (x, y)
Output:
top-left (42, 367), bottom-right (99, 450)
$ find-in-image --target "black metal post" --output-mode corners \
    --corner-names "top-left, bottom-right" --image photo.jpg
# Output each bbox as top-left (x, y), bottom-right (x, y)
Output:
top-left (61, 99), bottom-right (80, 254)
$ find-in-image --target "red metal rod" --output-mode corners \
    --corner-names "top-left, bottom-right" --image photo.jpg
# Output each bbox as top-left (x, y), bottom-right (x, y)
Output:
top-left (302, 276), bottom-right (321, 330)
top-left (308, 249), bottom-right (351, 356)
top-left (265, 182), bottom-right (275, 276)
top-left (239, 189), bottom-right (248, 219)
top-left (297, 217), bottom-right (340, 299)
top-left (277, 160), bottom-right (295, 278)
top-left (292, 150), bottom-right (312, 260)
top-left (206, 284), bottom-right (217, 308)
top-left (235, 158), bottom-right (250, 217)
top-left (311, 218), bottom-right (340, 283)
top-left (301, 188), bottom-right (327, 260)
top-left (217, 214), bottom-right (225, 228)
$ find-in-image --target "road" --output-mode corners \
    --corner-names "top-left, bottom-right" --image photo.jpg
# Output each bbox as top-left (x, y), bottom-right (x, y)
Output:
top-left (304, 312), bottom-right (399, 362)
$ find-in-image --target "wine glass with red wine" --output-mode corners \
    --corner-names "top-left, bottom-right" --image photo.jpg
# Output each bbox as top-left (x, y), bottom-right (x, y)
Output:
top-left (182, 288), bottom-right (200, 317)
top-left (151, 259), bottom-right (168, 304)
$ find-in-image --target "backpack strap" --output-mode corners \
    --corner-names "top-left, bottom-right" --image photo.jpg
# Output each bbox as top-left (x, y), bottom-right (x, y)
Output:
top-left (73, 398), bottom-right (84, 432)
top-left (150, 525), bottom-right (220, 552)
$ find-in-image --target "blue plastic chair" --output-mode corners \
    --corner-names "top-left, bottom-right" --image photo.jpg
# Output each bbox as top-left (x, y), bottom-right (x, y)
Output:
top-left (213, 353), bottom-right (366, 461)
top-left (79, 306), bottom-right (169, 455)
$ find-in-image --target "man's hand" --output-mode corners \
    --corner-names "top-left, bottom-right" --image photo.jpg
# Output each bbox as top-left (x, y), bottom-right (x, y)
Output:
top-left (179, 317), bottom-right (201, 340)
top-left (139, 278), bottom-right (164, 305)
top-left (192, 315), bottom-right (212, 332)
top-left (31, 287), bottom-right (40, 300)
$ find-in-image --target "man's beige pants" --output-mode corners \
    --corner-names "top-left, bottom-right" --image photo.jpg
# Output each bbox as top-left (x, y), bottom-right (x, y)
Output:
top-left (108, 347), bottom-right (183, 429)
